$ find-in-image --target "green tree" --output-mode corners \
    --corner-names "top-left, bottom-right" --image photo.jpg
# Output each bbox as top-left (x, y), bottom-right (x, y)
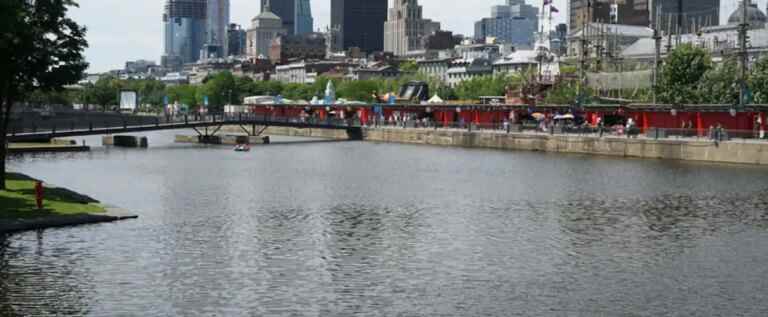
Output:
top-left (657, 44), bottom-right (712, 104)
top-left (26, 89), bottom-right (75, 107)
top-left (88, 76), bottom-right (119, 110)
top-left (337, 80), bottom-right (380, 102)
top-left (197, 71), bottom-right (236, 111)
top-left (399, 60), bottom-right (419, 73)
top-left (698, 57), bottom-right (739, 104)
top-left (544, 81), bottom-right (581, 104)
top-left (166, 84), bottom-right (198, 110)
top-left (0, 0), bottom-right (88, 189)
top-left (134, 79), bottom-right (166, 110)
top-left (750, 56), bottom-right (768, 104)
top-left (234, 76), bottom-right (256, 103)
top-left (454, 74), bottom-right (521, 101)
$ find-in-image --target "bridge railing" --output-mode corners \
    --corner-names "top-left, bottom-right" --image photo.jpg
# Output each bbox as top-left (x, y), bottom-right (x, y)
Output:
top-left (7, 112), bottom-right (363, 136)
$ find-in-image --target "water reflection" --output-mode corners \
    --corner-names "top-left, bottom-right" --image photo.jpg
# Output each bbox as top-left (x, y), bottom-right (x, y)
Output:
top-left (2, 131), bottom-right (768, 315)
top-left (0, 232), bottom-right (95, 316)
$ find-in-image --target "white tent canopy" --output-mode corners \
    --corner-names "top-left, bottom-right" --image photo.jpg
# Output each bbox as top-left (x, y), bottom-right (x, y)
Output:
top-left (427, 94), bottom-right (444, 104)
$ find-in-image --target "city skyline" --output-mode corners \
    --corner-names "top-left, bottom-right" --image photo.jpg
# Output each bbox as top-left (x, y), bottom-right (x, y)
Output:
top-left (71, 0), bottom-right (758, 72)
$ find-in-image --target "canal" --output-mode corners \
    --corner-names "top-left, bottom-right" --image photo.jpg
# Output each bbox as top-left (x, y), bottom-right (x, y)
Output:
top-left (2, 130), bottom-right (768, 316)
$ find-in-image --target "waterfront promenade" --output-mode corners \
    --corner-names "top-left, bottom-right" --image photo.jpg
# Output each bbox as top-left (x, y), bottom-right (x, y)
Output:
top-left (221, 124), bottom-right (768, 165)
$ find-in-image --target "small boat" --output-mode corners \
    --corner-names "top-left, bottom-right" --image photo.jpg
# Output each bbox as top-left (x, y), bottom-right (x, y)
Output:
top-left (234, 144), bottom-right (250, 152)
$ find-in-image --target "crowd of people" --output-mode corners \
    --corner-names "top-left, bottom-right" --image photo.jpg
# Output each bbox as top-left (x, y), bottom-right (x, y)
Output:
top-left (281, 108), bottom-right (767, 146)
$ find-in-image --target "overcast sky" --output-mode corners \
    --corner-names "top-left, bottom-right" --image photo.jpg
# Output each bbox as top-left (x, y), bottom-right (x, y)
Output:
top-left (69, 0), bottom-right (757, 72)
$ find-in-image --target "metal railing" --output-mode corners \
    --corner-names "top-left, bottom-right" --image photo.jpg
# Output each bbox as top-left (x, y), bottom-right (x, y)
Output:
top-left (359, 118), bottom-right (768, 143)
top-left (9, 111), bottom-right (768, 145)
top-left (7, 113), bottom-right (363, 136)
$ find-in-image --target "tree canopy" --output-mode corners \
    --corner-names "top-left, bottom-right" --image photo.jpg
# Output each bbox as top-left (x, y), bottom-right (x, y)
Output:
top-left (0, 0), bottom-right (89, 189)
top-left (656, 44), bottom-right (712, 105)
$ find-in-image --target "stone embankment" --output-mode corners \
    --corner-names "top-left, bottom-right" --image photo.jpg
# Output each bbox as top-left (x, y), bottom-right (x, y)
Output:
top-left (363, 128), bottom-right (768, 165)
top-left (222, 124), bottom-right (768, 165)
top-left (219, 126), bottom-right (351, 140)
top-left (175, 134), bottom-right (271, 145)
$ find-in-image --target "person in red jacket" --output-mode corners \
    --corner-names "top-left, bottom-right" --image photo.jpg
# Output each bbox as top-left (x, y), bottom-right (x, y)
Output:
top-left (34, 181), bottom-right (44, 210)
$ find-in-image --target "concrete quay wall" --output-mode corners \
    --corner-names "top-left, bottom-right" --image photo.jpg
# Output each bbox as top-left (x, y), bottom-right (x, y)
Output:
top-left (362, 128), bottom-right (768, 165)
top-left (219, 125), bottom-right (768, 165)
top-left (221, 125), bottom-right (350, 139)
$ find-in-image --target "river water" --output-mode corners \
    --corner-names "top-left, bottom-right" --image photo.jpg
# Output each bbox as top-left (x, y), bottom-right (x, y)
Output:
top-left (2, 130), bottom-right (768, 316)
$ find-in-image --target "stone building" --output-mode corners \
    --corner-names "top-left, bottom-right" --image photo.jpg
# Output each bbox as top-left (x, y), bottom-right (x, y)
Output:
top-left (384, 0), bottom-right (441, 56)
top-left (423, 30), bottom-right (461, 51)
top-left (275, 61), bottom-right (353, 84)
top-left (247, 2), bottom-right (286, 60)
top-left (269, 33), bottom-right (327, 64)
top-left (727, 1), bottom-right (767, 29)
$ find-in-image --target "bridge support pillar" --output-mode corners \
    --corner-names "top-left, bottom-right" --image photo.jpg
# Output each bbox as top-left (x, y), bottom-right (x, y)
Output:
top-left (346, 127), bottom-right (363, 141)
top-left (106, 135), bottom-right (148, 148)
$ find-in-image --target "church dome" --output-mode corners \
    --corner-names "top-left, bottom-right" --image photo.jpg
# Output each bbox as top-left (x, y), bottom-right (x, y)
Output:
top-left (728, 2), bottom-right (767, 28)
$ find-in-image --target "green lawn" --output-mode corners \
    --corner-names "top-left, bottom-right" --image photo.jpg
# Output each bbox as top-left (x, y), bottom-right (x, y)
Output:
top-left (0, 173), bottom-right (105, 219)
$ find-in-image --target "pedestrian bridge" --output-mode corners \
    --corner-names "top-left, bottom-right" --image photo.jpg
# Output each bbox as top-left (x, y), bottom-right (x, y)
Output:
top-left (6, 113), bottom-right (364, 142)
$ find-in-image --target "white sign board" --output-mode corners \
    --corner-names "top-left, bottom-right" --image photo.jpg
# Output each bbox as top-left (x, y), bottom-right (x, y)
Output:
top-left (120, 91), bottom-right (138, 111)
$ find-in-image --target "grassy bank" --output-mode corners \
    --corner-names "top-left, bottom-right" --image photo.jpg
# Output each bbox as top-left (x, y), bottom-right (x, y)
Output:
top-left (0, 173), bottom-right (105, 220)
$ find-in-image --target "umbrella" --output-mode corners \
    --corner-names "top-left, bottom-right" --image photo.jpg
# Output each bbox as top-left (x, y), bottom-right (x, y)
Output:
top-left (531, 113), bottom-right (546, 120)
top-left (554, 114), bottom-right (575, 120)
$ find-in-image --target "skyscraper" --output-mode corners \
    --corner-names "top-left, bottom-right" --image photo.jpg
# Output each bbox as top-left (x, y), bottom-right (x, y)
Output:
top-left (384, 0), bottom-right (441, 56)
top-left (569, 0), bottom-right (650, 31)
top-left (202, 0), bottom-right (230, 60)
top-left (652, 0), bottom-right (719, 34)
top-left (260, 0), bottom-right (313, 36)
top-left (475, 0), bottom-right (538, 47)
top-left (227, 23), bottom-right (247, 57)
top-left (331, 0), bottom-right (388, 53)
top-left (295, 0), bottom-right (314, 35)
top-left (162, 0), bottom-right (207, 70)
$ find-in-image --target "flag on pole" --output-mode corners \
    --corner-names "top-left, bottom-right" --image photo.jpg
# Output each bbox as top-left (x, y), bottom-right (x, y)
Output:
top-left (550, 6), bottom-right (559, 13)
top-left (543, 0), bottom-right (552, 4)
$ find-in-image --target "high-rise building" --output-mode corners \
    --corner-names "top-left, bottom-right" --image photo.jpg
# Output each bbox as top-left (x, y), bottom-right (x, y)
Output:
top-left (569, 0), bottom-right (649, 32)
top-left (331, 0), bottom-right (388, 53)
top-left (227, 23), bottom-right (247, 57)
top-left (295, 0), bottom-right (314, 35)
top-left (384, 0), bottom-right (441, 56)
top-left (162, 0), bottom-right (207, 70)
top-left (650, 0), bottom-right (719, 35)
top-left (202, 0), bottom-right (230, 59)
top-left (260, 0), bottom-right (313, 36)
top-left (247, 1), bottom-right (286, 59)
top-left (475, 0), bottom-right (538, 47)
